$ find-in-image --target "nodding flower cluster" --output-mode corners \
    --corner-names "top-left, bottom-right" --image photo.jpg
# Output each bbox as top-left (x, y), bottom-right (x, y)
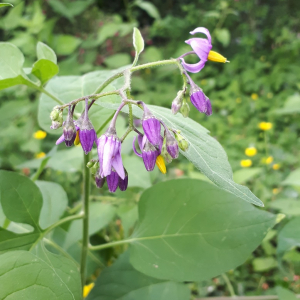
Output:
top-left (49, 27), bottom-right (227, 193)
top-left (51, 98), bottom-right (188, 193)
top-left (172, 27), bottom-right (228, 117)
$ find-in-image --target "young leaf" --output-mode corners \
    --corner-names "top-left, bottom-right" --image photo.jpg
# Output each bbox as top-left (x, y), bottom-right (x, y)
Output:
top-left (132, 27), bottom-right (144, 66)
top-left (0, 246), bottom-right (81, 299)
top-left (0, 3), bottom-right (13, 8)
top-left (31, 59), bottom-right (59, 85)
top-left (37, 41), bottom-right (57, 64)
top-left (129, 179), bottom-right (276, 281)
top-left (87, 251), bottom-right (190, 300)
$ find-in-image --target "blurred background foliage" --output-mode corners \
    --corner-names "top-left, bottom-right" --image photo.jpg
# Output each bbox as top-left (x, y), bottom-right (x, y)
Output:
top-left (0, 0), bottom-right (300, 298)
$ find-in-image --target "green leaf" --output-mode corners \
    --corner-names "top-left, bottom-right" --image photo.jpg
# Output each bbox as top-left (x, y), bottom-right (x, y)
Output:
top-left (87, 251), bottom-right (190, 300)
top-left (0, 170), bottom-right (42, 230)
top-left (276, 286), bottom-right (298, 300)
top-left (134, 1), bottom-right (160, 19)
top-left (117, 204), bottom-right (138, 237)
top-left (252, 257), bottom-right (277, 272)
top-left (38, 71), bottom-right (120, 134)
top-left (215, 28), bottom-right (231, 47)
top-left (129, 179), bottom-right (275, 281)
top-left (31, 155), bottom-right (51, 181)
top-left (54, 34), bottom-right (82, 56)
top-left (132, 27), bottom-right (144, 66)
top-left (269, 198), bottom-right (300, 216)
top-left (233, 168), bottom-right (262, 184)
top-left (35, 181), bottom-right (68, 229)
top-left (282, 168), bottom-right (300, 186)
top-left (0, 3), bottom-right (13, 8)
top-left (37, 41), bottom-right (57, 64)
top-left (0, 42), bottom-right (31, 90)
top-left (0, 247), bottom-right (81, 299)
top-left (277, 217), bottom-right (300, 255)
top-left (274, 94), bottom-right (300, 115)
top-left (32, 59), bottom-right (59, 84)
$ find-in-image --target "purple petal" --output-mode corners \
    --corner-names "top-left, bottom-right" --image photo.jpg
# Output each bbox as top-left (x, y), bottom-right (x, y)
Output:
top-left (132, 137), bottom-right (142, 158)
top-left (180, 58), bottom-right (206, 73)
top-left (142, 118), bottom-right (161, 146)
top-left (112, 150), bottom-right (125, 180)
top-left (102, 137), bottom-right (116, 177)
top-left (56, 134), bottom-right (65, 145)
top-left (97, 135), bottom-right (107, 177)
top-left (205, 98), bottom-right (212, 116)
top-left (118, 174), bottom-right (128, 191)
top-left (190, 27), bottom-right (212, 44)
top-left (142, 150), bottom-right (158, 171)
top-left (79, 129), bottom-right (96, 154)
top-left (106, 171), bottom-right (119, 192)
top-left (190, 91), bottom-right (207, 113)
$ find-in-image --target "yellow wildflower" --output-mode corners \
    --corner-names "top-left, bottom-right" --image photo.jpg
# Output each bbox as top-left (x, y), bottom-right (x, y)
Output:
top-left (156, 155), bottom-right (166, 174)
top-left (83, 283), bottom-right (95, 298)
top-left (74, 131), bottom-right (81, 145)
top-left (35, 152), bottom-right (46, 159)
top-left (33, 130), bottom-right (47, 139)
top-left (251, 93), bottom-right (258, 100)
top-left (245, 147), bottom-right (257, 157)
top-left (259, 122), bottom-right (272, 131)
top-left (240, 159), bottom-right (252, 168)
top-left (236, 97), bottom-right (242, 103)
top-left (265, 156), bottom-right (273, 164)
top-left (273, 163), bottom-right (280, 170)
top-left (272, 188), bottom-right (279, 195)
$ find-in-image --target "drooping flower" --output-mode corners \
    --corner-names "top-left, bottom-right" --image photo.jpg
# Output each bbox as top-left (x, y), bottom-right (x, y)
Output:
top-left (97, 127), bottom-right (125, 179)
top-left (180, 27), bottom-right (228, 73)
top-left (133, 134), bottom-right (161, 171)
top-left (171, 90), bottom-right (184, 115)
top-left (63, 106), bottom-right (76, 146)
top-left (140, 102), bottom-right (161, 147)
top-left (164, 129), bottom-right (179, 159)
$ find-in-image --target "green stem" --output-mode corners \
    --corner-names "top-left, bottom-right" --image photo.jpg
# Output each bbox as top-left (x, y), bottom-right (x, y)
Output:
top-left (80, 152), bottom-right (91, 287)
top-left (221, 273), bottom-right (236, 297)
top-left (96, 112), bottom-right (115, 135)
top-left (89, 238), bottom-right (134, 251)
top-left (37, 86), bottom-right (64, 105)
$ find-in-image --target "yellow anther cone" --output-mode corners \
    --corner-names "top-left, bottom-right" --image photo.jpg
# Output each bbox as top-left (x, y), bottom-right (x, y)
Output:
top-left (156, 155), bottom-right (166, 174)
top-left (207, 50), bottom-right (229, 63)
top-left (83, 282), bottom-right (95, 298)
top-left (74, 131), bottom-right (80, 145)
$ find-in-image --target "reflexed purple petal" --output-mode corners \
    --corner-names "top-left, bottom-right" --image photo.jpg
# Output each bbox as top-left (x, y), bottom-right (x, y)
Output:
top-left (180, 58), bottom-right (206, 73)
top-left (56, 134), bottom-right (65, 145)
top-left (190, 27), bottom-right (212, 44)
top-left (112, 150), bottom-right (125, 180)
top-left (132, 136), bottom-right (142, 158)
top-left (186, 38), bottom-right (211, 59)
top-left (205, 98), bottom-right (212, 116)
top-left (190, 90), bottom-right (207, 113)
top-left (107, 171), bottom-right (119, 192)
top-left (142, 117), bottom-right (161, 146)
top-left (95, 174), bottom-right (105, 188)
top-left (118, 174), bottom-right (128, 191)
top-left (79, 129), bottom-right (96, 154)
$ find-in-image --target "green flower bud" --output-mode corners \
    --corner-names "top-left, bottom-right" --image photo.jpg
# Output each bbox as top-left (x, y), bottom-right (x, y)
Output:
top-left (50, 107), bottom-right (60, 121)
top-left (86, 161), bottom-right (95, 168)
top-left (171, 90), bottom-right (184, 115)
top-left (161, 136), bottom-right (173, 163)
top-left (180, 98), bottom-right (190, 118)
top-left (90, 162), bottom-right (99, 175)
top-left (174, 132), bottom-right (189, 151)
top-left (50, 109), bottom-right (63, 129)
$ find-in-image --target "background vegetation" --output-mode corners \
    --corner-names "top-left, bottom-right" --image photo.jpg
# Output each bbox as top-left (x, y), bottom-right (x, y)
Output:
top-left (0, 0), bottom-right (300, 298)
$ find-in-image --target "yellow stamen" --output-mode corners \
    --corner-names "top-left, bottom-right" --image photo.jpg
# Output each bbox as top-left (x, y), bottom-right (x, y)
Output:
top-left (207, 50), bottom-right (229, 63)
top-left (156, 155), bottom-right (166, 174)
top-left (74, 131), bottom-right (80, 145)
top-left (83, 283), bottom-right (95, 298)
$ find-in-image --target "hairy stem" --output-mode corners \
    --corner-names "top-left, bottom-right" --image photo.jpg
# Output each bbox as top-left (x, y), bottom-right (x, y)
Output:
top-left (38, 86), bottom-right (64, 105)
top-left (80, 152), bottom-right (91, 288)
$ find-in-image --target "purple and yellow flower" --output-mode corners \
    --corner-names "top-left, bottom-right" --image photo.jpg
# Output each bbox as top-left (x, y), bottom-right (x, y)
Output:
top-left (180, 27), bottom-right (228, 73)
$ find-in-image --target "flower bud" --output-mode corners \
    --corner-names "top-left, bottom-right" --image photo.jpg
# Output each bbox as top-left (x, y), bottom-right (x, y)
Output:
top-left (161, 137), bottom-right (173, 163)
top-left (95, 172), bottom-right (105, 188)
top-left (90, 162), bottom-right (99, 175)
top-left (174, 132), bottom-right (189, 151)
top-left (164, 129), bottom-right (179, 159)
top-left (63, 106), bottom-right (76, 146)
top-left (171, 90), bottom-right (184, 115)
top-left (180, 98), bottom-right (190, 118)
top-left (190, 84), bottom-right (207, 113)
top-left (86, 161), bottom-right (94, 168)
top-left (50, 106), bottom-right (60, 121)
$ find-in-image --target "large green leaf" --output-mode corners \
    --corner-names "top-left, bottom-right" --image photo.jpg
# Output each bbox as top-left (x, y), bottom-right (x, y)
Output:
top-left (32, 59), bottom-right (59, 84)
top-left (128, 179), bottom-right (275, 281)
top-left (36, 181), bottom-right (68, 229)
top-left (269, 198), bottom-right (300, 216)
top-left (38, 70), bottom-right (121, 134)
top-left (277, 217), bottom-right (300, 255)
top-left (87, 251), bottom-right (190, 300)
top-left (0, 246), bottom-right (81, 299)
top-left (0, 170), bottom-right (42, 230)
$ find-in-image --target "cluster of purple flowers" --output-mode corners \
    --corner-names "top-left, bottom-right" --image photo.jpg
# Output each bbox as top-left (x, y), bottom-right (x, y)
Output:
top-left (52, 98), bottom-right (188, 193)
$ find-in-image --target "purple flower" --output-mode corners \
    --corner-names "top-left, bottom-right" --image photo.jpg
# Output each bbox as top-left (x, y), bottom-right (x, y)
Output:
top-left (140, 102), bottom-right (161, 147)
top-left (190, 84), bottom-right (207, 113)
top-left (95, 173), bottom-right (105, 188)
top-left (205, 97), bottom-right (212, 116)
top-left (106, 170), bottom-right (119, 192)
top-left (79, 98), bottom-right (97, 154)
top-left (164, 129), bottom-right (179, 159)
top-left (180, 27), bottom-right (212, 73)
top-left (62, 106), bottom-right (76, 146)
top-left (97, 127), bottom-right (125, 179)
top-left (56, 123), bottom-right (79, 147)
top-left (133, 134), bottom-right (162, 171)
